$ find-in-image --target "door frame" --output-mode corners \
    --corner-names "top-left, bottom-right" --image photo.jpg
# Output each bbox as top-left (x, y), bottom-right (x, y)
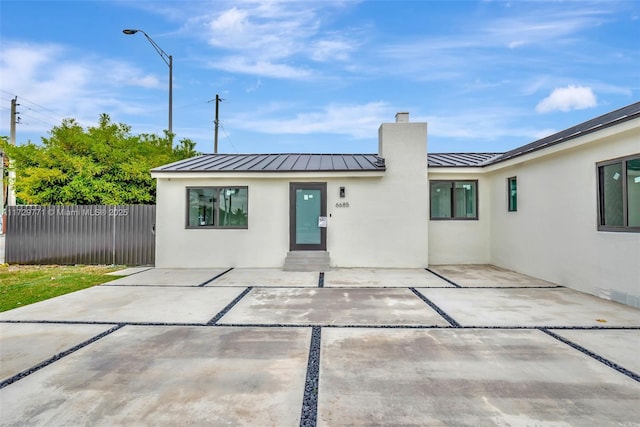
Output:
top-left (289, 182), bottom-right (327, 251)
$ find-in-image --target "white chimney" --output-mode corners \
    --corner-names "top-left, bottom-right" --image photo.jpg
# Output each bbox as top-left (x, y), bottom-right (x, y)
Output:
top-left (395, 112), bottom-right (409, 123)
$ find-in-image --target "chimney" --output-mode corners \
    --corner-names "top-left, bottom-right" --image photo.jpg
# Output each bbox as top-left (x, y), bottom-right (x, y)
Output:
top-left (378, 111), bottom-right (426, 165)
top-left (395, 112), bottom-right (409, 123)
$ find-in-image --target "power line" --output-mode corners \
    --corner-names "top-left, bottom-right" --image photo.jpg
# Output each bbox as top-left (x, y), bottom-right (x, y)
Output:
top-left (219, 123), bottom-right (239, 154)
top-left (16, 112), bottom-right (56, 128)
top-left (0, 90), bottom-right (65, 122)
top-left (20, 106), bottom-right (60, 126)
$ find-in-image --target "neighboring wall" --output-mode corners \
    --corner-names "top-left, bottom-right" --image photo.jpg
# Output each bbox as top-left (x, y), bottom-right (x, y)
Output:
top-left (487, 120), bottom-right (640, 307)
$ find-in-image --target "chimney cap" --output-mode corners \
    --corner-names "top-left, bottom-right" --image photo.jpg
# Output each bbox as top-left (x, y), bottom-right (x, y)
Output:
top-left (395, 112), bottom-right (409, 123)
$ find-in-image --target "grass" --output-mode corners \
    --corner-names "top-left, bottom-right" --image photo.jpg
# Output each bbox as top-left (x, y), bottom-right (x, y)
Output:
top-left (0, 265), bottom-right (123, 312)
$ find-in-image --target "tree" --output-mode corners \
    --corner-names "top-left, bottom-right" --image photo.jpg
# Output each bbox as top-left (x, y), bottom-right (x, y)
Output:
top-left (0, 114), bottom-right (198, 205)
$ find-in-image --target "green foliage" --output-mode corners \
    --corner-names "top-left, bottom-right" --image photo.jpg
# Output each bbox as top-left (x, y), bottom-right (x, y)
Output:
top-left (0, 114), bottom-right (198, 204)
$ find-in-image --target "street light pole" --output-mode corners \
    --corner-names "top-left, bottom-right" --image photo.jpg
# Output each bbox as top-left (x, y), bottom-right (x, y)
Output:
top-left (123, 29), bottom-right (173, 135)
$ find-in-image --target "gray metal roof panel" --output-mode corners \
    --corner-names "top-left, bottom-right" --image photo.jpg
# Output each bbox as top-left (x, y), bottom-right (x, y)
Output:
top-left (152, 153), bottom-right (387, 173)
top-left (427, 153), bottom-right (503, 167)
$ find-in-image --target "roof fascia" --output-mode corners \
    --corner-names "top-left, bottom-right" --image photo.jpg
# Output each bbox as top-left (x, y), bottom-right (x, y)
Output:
top-left (427, 167), bottom-right (487, 175)
top-left (151, 171), bottom-right (386, 180)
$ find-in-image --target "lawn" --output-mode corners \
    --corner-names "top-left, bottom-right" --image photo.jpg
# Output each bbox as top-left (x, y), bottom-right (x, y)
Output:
top-left (0, 265), bottom-right (122, 312)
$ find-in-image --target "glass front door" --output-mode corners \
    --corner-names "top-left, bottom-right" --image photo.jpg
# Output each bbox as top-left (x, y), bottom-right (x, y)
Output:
top-left (290, 183), bottom-right (327, 250)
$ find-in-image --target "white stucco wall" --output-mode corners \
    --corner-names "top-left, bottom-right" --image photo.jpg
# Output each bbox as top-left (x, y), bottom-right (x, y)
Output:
top-left (154, 115), bottom-right (429, 269)
top-left (155, 177), bottom-right (290, 268)
top-left (426, 171), bottom-right (492, 264)
top-left (488, 122), bottom-right (640, 306)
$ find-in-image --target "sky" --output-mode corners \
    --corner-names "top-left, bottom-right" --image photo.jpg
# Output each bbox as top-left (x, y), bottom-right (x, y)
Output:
top-left (1, 0), bottom-right (639, 155)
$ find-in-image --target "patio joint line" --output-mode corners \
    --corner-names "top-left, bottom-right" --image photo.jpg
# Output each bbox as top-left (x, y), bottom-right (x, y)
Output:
top-left (318, 272), bottom-right (324, 288)
top-left (410, 288), bottom-right (461, 327)
top-left (457, 285), bottom-right (566, 289)
top-left (207, 287), bottom-right (253, 325)
top-left (425, 268), bottom-right (462, 288)
top-left (539, 328), bottom-right (640, 383)
top-left (198, 267), bottom-right (234, 286)
top-left (2, 320), bottom-right (638, 330)
top-left (300, 326), bottom-right (321, 427)
top-left (104, 285), bottom-right (210, 288)
top-left (215, 323), bottom-right (453, 329)
top-left (112, 267), bottom-right (153, 277)
top-left (0, 323), bottom-right (125, 389)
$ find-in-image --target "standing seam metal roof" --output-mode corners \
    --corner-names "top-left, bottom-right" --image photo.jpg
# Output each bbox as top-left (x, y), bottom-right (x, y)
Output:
top-left (152, 153), bottom-right (386, 172)
top-left (427, 153), bottom-right (503, 167)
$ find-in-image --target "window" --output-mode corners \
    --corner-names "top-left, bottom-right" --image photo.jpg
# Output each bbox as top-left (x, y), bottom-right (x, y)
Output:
top-left (186, 187), bottom-right (248, 228)
top-left (430, 180), bottom-right (478, 220)
top-left (508, 177), bottom-right (517, 212)
top-left (597, 154), bottom-right (640, 232)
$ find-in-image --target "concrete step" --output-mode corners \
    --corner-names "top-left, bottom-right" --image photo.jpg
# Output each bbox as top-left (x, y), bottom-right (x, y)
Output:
top-left (283, 251), bottom-right (330, 272)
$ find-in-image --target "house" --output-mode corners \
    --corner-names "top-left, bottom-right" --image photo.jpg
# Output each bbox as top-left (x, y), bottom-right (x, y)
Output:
top-left (151, 102), bottom-right (640, 307)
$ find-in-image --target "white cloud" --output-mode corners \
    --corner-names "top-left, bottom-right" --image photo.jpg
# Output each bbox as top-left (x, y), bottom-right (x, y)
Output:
top-left (186, 1), bottom-right (360, 78)
top-left (311, 38), bottom-right (355, 62)
top-left (0, 41), bottom-right (169, 136)
top-left (535, 85), bottom-right (597, 113)
top-left (211, 56), bottom-right (313, 79)
top-left (485, 8), bottom-right (611, 48)
top-left (230, 102), bottom-right (394, 139)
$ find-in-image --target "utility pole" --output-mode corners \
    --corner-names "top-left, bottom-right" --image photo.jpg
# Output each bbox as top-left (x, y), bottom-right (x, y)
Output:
top-left (214, 94), bottom-right (221, 154)
top-left (207, 94), bottom-right (225, 153)
top-left (10, 97), bottom-right (17, 146)
top-left (7, 97), bottom-right (18, 206)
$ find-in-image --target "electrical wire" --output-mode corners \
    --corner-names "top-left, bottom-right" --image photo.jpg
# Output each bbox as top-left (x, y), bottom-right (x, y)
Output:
top-left (219, 123), bottom-right (239, 153)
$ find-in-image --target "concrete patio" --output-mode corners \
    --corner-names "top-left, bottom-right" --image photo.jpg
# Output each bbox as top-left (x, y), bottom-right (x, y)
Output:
top-left (1, 265), bottom-right (638, 426)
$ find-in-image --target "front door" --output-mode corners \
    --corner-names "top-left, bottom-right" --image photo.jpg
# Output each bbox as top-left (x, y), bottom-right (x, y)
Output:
top-left (290, 182), bottom-right (327, 251)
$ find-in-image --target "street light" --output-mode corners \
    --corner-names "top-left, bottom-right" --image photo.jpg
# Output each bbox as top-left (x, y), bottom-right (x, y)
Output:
top-left (123, 29), bottom-right (173, 135)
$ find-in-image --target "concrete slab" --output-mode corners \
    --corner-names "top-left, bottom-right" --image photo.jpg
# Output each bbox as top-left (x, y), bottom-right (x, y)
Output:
top-left (0, 286), bottom-right (245, 324)
top-left (551, 329), bottom-right (640, 374)
top-left (219, 288), bottom-right (450, 326)
top-left (104, 268), bottom-right (229, 286)
top-left (429, 264), bottom-right (558, 287)
top-left (324, 268), bottom-right (454, 288)
top-left (0, 323), bottom-right (113, 381)
top-left (106, 267), bottom-right (152, 276)
top-left (416, 287), bottom-right (640, 327)
top-left (319, 328), bottom-right (640, 426)
top-left (0, 326), bottom-right (310, 426)
top-left (210, 268), bottom-right (318, 287)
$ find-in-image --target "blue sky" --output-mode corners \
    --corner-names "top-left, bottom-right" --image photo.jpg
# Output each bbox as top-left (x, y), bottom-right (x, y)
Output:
top-left (1, 0), bottom-right (638, 155)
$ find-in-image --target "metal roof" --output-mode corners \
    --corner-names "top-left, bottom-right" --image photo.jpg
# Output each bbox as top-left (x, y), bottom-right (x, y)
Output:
top-left (492, 101), bottom-right (640, 164)
top-left (152, 153), bottom-right (386, 173)
top-left (427, 153), bottom-right (503, 167)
